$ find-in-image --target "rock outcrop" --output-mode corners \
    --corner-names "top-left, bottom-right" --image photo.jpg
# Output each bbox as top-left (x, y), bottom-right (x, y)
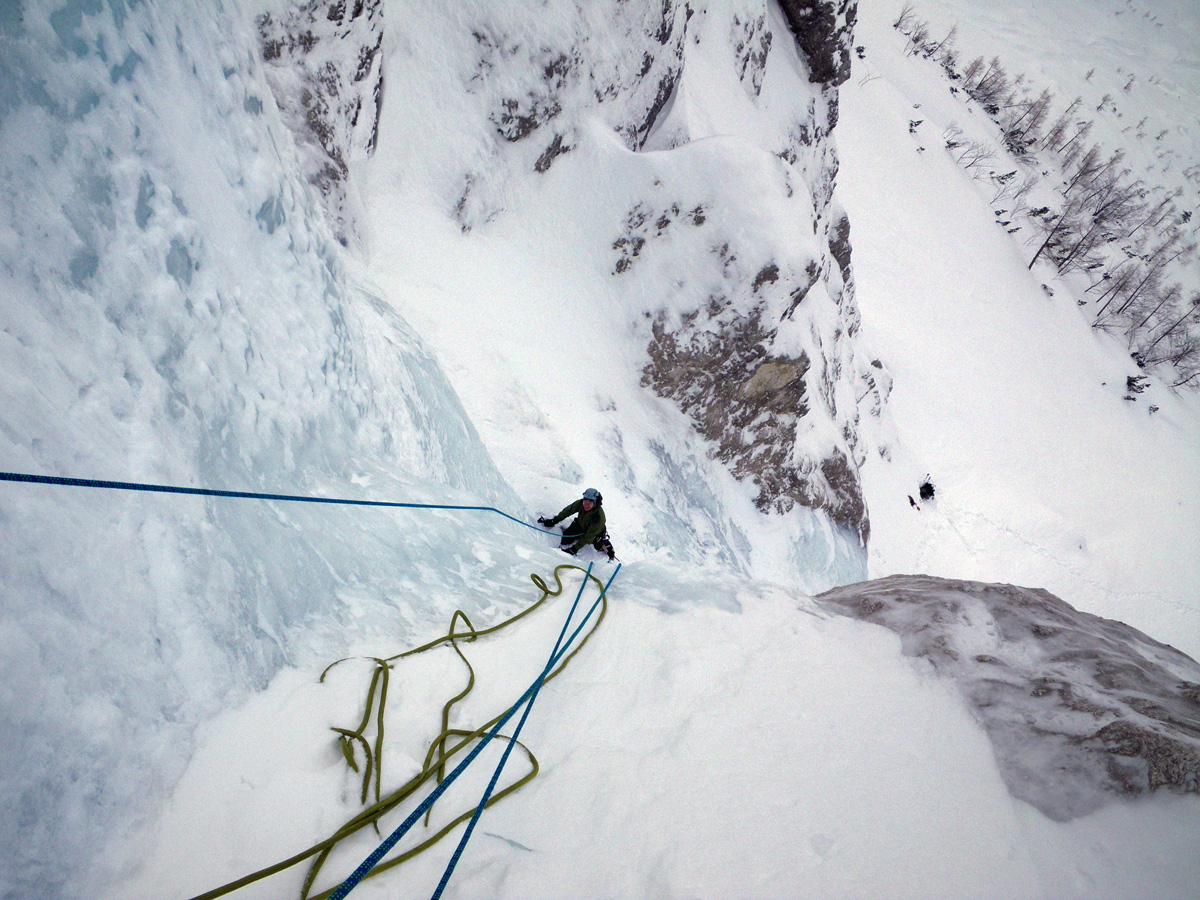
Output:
top-left (816, 575), bottom-right (1200, 820)
top-left (632, 0), bottom-right (877, 542)
top-left (777, 0), bottom-right (857, 87)
top-left (256, 0), bottom-right (384, 245)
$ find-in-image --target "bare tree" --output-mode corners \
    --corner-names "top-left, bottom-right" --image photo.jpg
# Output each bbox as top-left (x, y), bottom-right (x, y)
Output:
top-left (1062, 145), bottom-right (1116, 195)
top-left (1098, 185), bottom-right (1141, 225)
top-left (1009, 173), bottom-right (1038, 219)
top-left (1095, 232), bottom-right (1188, 326)
top-left (1003, 88), bottom-right (1053, 153)
top-left (956, 140), bottom-right (996, 169)
top-left (1040, 98), bottom-right (1082, 151)
top-left (1139, 293), bottom-right (1200, 360)
top-left (966, 57), bottom-right (1009, 112)
top-left (1160, 334), bottom-right (1200, 373)
top-left (1091, 261), bottom-right (1140, 311)
top-left (1173, 365), bottom-right (1200, 389)
top-left (989, 171), bottom-right (1020, 204)
top-left (928, 30), bottom-right (1199, 386)
top-left (893, 2), bottom-right (917, 32)
top-left (905, 19), bottom-right (930, 56)
top-left (1114, 272), bottom-right (1168, 331)
top-left (1125, 189), bottom-right (1179, 241)
top-left (938, 45), bottom-right (960, 73)
top-left (1030, 169), bottom-right (1137, 272)
top-left (1057, 120), bottom-right (1093, 167)
top-left (1133, 339), bottom-right (1194, 388)
top-left (1141, 229), bottom-right (1193, 269)
top-left (927, 25), bottom-right (958, 60)
top-left (1127, 282), bottom-right (1183, 337)
top-left (961, 56), bottom-right (984, 86)
top-left (1095, 261), bottom-right (1162, 329)
top-left (1055, 222), bottom-right (1112, 274)
top-left (1028, 197), bottom-right (1089, 268)
top-left (1165, 340), bottom-right (1200, 384)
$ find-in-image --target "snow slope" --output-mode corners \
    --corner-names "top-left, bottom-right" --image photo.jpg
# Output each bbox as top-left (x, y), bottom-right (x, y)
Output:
top-left (106, 568), bottom-right (1200, 900)
top-left (842, 0), bottom-right (1200, 660)
top-left (914, 0), bottom-right (1200, 277)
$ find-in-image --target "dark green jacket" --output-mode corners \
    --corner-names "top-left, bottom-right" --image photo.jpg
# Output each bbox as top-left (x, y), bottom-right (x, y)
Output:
top-left (550, 500), bottom-right (606, 552)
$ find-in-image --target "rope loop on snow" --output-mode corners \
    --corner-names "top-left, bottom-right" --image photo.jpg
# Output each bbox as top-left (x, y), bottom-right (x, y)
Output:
top-left (188, 562), bottom-right (619, 900)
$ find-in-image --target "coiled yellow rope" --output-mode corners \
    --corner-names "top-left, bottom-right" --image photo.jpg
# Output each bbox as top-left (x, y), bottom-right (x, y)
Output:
top-left (190, 563), bottom-right (609, 900)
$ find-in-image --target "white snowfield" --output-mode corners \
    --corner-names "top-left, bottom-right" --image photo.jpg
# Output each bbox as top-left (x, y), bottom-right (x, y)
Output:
top-left (0, 2), bottom-right (1197, 900)
top-left (105, 567), bottom-right (1200, 900)
top-left (843, 0), bottom-right (1200, 665)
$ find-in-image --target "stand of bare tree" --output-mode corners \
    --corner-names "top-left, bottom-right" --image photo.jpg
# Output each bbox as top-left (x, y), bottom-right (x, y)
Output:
top-left (892, 3), bottom-right (1199, 388)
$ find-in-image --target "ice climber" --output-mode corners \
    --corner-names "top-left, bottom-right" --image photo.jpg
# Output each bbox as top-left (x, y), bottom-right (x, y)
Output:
top-left (538, 488), bottom-right (616, 560)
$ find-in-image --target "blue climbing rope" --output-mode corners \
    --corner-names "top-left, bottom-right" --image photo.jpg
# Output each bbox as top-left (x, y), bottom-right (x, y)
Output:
top-left (0, 470), bottom-right (561, 536)
top-left (325, 562), bottom-right (620, 900)
top-left (3, 468), bottom-right (619, 898)
top-left (429, 561), bottom-right (621, 900)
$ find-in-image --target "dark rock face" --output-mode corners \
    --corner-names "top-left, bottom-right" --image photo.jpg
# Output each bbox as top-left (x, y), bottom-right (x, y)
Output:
top-left (444, 2), bottom-right (695, 229)
top-left (641, 262), bottom-right (869, 540)
top-left (828, 211), bottom-right (852, 279)
top-left (645, 309), bottom-right (809, 495)
top-left (628, 0), bottom-right (875, 543)
top-left (777, 0), bottom-right (857, 87)
top-left (815, 575), bottom-right (1200, 820)
top-left (256, 0), bottom-right (384, 245)
top-left (732, 11), bottom-right (773, 96)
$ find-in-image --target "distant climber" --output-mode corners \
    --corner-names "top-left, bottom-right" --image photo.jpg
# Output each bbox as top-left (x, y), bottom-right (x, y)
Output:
top-left (908, 494), bottom-right (920, 511)
top-left (538, 488), bottom-right (616, 560)
top-left (919, 478), bottom-right (935, 502)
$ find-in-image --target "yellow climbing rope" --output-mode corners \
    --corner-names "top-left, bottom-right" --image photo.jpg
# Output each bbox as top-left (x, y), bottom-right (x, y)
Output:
top-left (190, 563), bottom-right (609, 900)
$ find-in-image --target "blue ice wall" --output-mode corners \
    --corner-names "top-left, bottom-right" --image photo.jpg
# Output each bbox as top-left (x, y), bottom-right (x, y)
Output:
top-left (0, 3), bottom-right (516, 897)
